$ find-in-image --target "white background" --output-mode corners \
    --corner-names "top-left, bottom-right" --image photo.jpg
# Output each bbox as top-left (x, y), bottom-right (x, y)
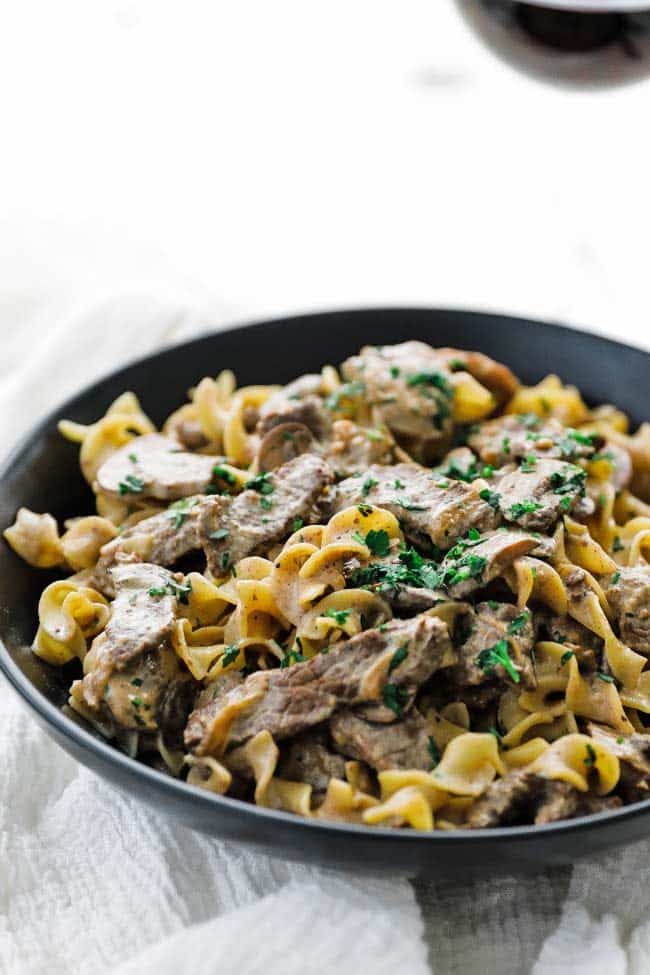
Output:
top-left (1, 0), bottom-right (649, 366)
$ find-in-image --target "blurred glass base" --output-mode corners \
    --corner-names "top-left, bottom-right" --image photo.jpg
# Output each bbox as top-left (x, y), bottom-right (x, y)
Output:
top-left (454, 0), bottom-right (650, 87)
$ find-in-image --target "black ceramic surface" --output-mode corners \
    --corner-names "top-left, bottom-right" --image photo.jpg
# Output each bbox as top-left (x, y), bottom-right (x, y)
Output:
top-left (1, 307), bottom-right (649, 878)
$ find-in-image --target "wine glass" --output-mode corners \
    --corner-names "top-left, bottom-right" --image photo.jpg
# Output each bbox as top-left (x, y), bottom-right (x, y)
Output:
top-left (454, 0), bottom-right (650, 87)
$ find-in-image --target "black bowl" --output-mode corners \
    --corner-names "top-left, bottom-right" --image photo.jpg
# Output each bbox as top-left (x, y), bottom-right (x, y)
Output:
top-left (1, 307), bottom-right (649, 878)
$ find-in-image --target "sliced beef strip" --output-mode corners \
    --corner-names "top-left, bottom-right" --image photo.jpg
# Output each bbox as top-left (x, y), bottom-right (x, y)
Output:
top-left (276, 729), bottom-right (347, 792)
top-left (90, 500), bottom-right (204, 596)
top-left (341, 342), bottom-right (456, 461)
top-left (100, 644), bottom-right (194, 735)
top-left (494, 458), bottom-right (586, 532)
top-left (184, 615), bottom-right (452, 755)
top-left (199, 453), bottom-right (334, 575)
top-left (468, 415), bottom-right (599, 467)
top-left (448, 601), bottom-right (535, 688)
top-left (603, 566), bottom-right (650, 656)
top-left (335, 463), bottom-right (499, 553)
top-left (73, 562), bottom-right (178, 711)
top-left (467, 771), bottom-right (621, 827)
top-left (440, 530), bottom-right (539, 599)
top-left (257, 392), bottom-right (332, 441)
top-left (96, 433), bottom-right (221, 501)
top-left (587, 723), bottom-right (650, 802)
top-left (433, 446), bottom-right (485, 483)
top-left (323, 420), bottom-right (394, 478)
top-left (540, 612), bottom-right (602, 670)
top-left (330, 708), bottom-right (434, 772)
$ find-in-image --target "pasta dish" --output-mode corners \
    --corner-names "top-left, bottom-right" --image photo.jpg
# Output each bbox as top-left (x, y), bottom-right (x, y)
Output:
top-left (5, 339), bottom-right (650, 831)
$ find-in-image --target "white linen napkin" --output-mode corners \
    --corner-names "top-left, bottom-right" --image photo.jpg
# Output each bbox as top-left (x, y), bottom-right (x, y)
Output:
top-left (2, 291), bottom-right (650, 975)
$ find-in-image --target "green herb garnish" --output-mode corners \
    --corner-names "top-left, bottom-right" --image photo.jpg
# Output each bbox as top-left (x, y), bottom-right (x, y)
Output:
top-left (118, 474), bottom-right (144, 495)
top-left (476, 639), bottom-right (520, 683)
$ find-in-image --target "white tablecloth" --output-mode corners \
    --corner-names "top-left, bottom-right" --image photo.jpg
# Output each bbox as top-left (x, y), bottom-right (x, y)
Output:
top-left (2, 2), bottom-right (650, 972)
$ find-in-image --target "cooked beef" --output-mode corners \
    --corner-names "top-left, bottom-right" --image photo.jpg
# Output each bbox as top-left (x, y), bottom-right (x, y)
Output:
top-left (604, 566), bottom-right (650, 656)
top-left (439, 602), bottom-right (536, 712)
top-left (467, 771), bottom-right (621, 827)
top-left (468, 415), bottom-right (599, 467)
top-left (255, 422), bottom-right (317, 472)
top-left (587, 723), bottom-right (650, 802)
top-left (257, 393), bottom-right (332, 441)
top-left (380, 585), bottom-right (446, 615)
top-left (494, 458), bottom-right (586, 532)
top-left (277, 730), bottom-right (347, 792)
top-left (91, 501), bottom-right (203, 596)
top-left (96, 434), bottom-right (220, 501)
top-left (440, 530), bottom-right (539, 598)
top-left (434, 446), bottom-right (485, 483)
top-left (199, 453), bottom-right (334, 575)
top-left (101, 645), bottom-right (192, 734)
top-left (547, 614), bottom-right (600, 649)
top-left (341, 342), bottom-right (455, 461)
top-left (73, 562), bottom-right (178, 711)
top-left (324, 420), bottom-right (393, 478)
top-left (335, 463), bottom-right (499, 552)
top-left (330, 709), bottom-right (434, 772)
top-left (185, 616), bottom-right (452, 755)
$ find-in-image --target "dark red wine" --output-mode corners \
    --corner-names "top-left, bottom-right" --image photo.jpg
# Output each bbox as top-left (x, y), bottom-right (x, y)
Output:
top-left (455, 1), bottom-right (650, 86)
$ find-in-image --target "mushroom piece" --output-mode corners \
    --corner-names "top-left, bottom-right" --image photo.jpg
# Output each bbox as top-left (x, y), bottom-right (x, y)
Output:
top-left (255, 422), bottom-right (318, 472)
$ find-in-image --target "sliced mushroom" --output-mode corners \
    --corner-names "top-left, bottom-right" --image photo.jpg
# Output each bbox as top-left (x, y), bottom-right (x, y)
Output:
top-left (255, 422), bottom-right (317, 472)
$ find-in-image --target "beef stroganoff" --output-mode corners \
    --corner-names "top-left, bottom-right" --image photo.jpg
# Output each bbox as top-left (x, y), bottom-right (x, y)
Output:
top-left (6, 340), bottom-right (650, 831)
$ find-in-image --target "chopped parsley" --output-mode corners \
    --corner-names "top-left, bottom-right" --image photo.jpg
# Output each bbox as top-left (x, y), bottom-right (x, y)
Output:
top-left (128, 452), bottom-right (138, 463)
top-left (221, 551), bottom-right (231, 572)
top-left (596, 671), bottom-right (617, 684)
top-left (388, 644), bottom-right (409, 672)
top-left (509, 499), bottom-right (541, 518)
top-left (382, 682), bottom-right (409, 717)
top-left (293, 517), bottom-right (304, 532)
top-left (550, 466), bottom-right (587, 498)
top-left (560, 496), bottom-right (573, 512)
top-left (208, 527), bottom-right (229, 541)
top-left (348, 545), bottom-right (441, 593)
top-left (507, 610), bottom-right (530, 635)
top-left (364, 529), bottom-right (391, 557)
top-left (591, 450), bottom-right (615, 463)
top-left (488, 726), bottom-right (503, 746)
top-left (325, 382), bottom-right (366, 410)
top-left (325, 607), bottom-right (351, 626)
top-left (394, 478), bottom-right (404, 490)
top-left (449, 359), bottom-right (466, 372)
top-left (435, 457), bottom-right (494, 484)
top-left (584, 743), bottom-right (597, 768)
top-left (148, 577), bottom-right (193, 604)
top-left (213, 464), bottom-right (237, 486)
top-left (118, 474), bottom-right (144, 495)
top-left (479, 488), bottom-right (502, 511)
top-left (560, 650), bottom-right (574, 665)
top-left (165, 497), bottom-right (198, 529)
top-left (613, 536), bottom-right (624, 552)
top-left (390, 496), bottom-right (427, 512)
top-left (389, 365), bottom-right (400, 378)
top-left (406, 371), bottom-right (452, 395)
top-left (427, 736), bottom-right (441, 768)
top-left (244, 471), bottom-right (274, 495)
top-left (357, 503), bottom-right (373, 517)
top-left (221, 644), bottom-right (240, 667)
top-left (361, 477), bottom-right (379, 497)
top-left (611, 571), bottom-right (621, 585)
top-left (520, 455), bottom-right (537, 472)
top-left (260, 496), bottom-right (273, 511)
top-left (131, 677), bottom-right (143, 687)
top-left (280, 647), bottom-right (307, 668)
top-left (502, 436), bottom-right (511, 455)
top-left (476, 639), bottom-right (520, 683)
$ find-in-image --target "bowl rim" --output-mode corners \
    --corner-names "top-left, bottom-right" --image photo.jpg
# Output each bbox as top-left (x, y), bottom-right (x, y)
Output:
top-left (2, 304), bottom-right (650, 849)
